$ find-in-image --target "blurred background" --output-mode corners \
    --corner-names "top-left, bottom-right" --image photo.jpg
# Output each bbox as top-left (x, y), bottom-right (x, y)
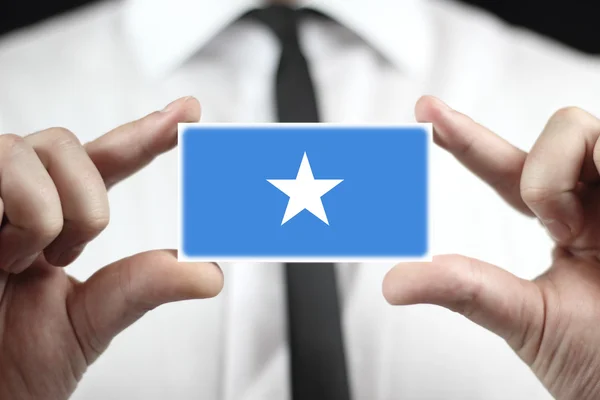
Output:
top-left (1, 0), bottom-right (599, 54)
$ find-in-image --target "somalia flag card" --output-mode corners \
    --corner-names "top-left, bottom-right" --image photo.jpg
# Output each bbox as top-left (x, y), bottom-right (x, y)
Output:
top-left (178, 124), bottom-right (432, 262)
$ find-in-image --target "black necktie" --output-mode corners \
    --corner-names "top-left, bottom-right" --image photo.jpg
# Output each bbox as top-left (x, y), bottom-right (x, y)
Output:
top-left (246, 6), bottom-right (351, 400)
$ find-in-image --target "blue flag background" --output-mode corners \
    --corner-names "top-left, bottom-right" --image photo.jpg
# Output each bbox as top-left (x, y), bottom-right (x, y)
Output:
top-left (179, 124), bottom-right (430, 261)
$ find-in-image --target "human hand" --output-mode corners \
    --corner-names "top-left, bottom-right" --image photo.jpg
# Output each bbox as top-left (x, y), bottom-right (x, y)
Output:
top-left (384, 96), bottom-right (600, 399)
top-left (0, 97), bottom-right (224, 400)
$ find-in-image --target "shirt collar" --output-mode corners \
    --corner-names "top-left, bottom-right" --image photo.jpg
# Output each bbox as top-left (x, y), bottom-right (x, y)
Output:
top-left (122, 0), bottom-right (434, 79)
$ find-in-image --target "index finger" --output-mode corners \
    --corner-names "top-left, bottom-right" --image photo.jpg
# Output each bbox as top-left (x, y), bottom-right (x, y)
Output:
top-left (84, 96), bottom-right (201, 189)
top-left (415, 95), bottom-right (532, 216)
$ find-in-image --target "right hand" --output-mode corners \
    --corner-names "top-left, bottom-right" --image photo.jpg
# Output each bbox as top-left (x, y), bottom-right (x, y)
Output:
top-left (384, 96), bottom-right (600, 400)
top-left (0, 97), bottom-right (224, 400)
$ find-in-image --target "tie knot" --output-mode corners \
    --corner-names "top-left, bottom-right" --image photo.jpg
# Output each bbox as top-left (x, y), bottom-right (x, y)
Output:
top-left (247, 5), bottom-right (301, 45)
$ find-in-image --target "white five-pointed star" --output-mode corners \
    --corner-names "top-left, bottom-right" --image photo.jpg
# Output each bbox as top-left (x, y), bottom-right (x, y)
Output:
top-left (267, 152), bottom-right (343, 226)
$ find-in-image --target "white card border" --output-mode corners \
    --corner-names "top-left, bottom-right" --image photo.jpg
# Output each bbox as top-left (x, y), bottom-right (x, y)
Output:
top-left (177, 123), bottom-right (433, 263)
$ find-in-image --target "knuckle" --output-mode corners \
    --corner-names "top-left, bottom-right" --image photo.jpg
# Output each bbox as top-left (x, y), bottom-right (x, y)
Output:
top-left (0, 134), bottom-right (26, 155)
top-left (550, 106), bottom-right (595, 128)
top-left (33, 216), bottom-right (64, 242)
top-left (118, 261), bottom-right (154, 313)
top-left (453, 258), bottom-right (484, 319)
top-left (81, 211), bottom-right (110, 235)
top-left (520, 185), bottom-right (552, 206)
top-left (454, 134), bottom-right (476, 156)
top-left (118, 263), bottom-right (136, 307)
top-left (508, 283), bottom-right (544, 362)
top-left (69, 287), bottom-right (105, 364)
top-left (76, 190), bottom-right (111, 236)
top-left (46, 127), bottom-right (82, 149)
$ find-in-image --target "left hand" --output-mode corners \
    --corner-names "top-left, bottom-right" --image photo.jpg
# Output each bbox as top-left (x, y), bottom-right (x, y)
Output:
top-left (383, 96), bottom-right (600, 400)
top-left (0, 97), bottom-right (224, 400)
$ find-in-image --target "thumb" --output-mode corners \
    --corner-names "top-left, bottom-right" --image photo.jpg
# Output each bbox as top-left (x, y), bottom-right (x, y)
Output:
top-left (383, 254), bottom-right (545, 362)
top-left (66, 250), bottom-right (223, 364)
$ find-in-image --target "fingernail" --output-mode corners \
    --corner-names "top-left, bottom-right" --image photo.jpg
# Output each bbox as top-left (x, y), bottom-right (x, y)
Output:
top-left (544, 219), bottom-right (572, 242)
top-left (161, 96), bottom-right (192, 113)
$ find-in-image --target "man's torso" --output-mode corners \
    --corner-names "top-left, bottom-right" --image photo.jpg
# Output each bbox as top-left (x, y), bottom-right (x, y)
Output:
top-left (1, 1), bottom-right (600, 398)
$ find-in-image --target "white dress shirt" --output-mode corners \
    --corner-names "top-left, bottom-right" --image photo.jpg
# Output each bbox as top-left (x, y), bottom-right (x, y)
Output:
top-left (1, 0), bottom-right (600, 399)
